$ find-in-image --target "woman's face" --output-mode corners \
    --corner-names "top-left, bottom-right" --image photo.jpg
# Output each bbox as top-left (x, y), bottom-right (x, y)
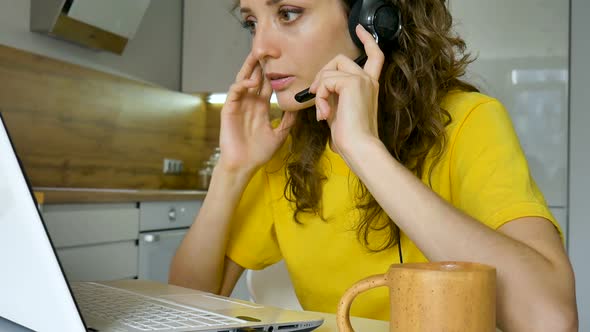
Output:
top-left (238, 0), bottom-right (360, 112)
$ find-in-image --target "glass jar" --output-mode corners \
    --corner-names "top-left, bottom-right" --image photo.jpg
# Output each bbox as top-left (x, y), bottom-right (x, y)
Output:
top-left (198, 160), bottom-right (214, 190)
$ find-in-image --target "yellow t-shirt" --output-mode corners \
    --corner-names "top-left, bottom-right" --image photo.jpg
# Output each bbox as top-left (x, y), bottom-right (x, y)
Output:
top-left (226, 91), bottom-right (562, 320)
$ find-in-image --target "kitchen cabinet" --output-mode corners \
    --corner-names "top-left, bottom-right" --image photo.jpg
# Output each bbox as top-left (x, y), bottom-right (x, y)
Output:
top-left (182, 0), bottom-right (251, 93)
top-left (41, 199), bottom-right (251, 300)
top-left (137, 200), bottom-right (250, 301)
top-left (42, 203), bottom-right (140, 281)
top-left (138, 200), bottom-right (200, 283)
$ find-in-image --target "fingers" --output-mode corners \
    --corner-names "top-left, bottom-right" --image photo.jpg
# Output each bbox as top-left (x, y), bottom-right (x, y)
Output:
top-left (247, 64), bottom-right (263, 95)
top-left (226, 54), bottom-right (273, 109)
top-left (310, 70), bottom-right (347, 93)
top-left (234, 52), bottom-right (273, 102)
top-left (259, 69), bottom-right (273, 99)
top-left (306, 25), bottom-right (384, 121)
top-left (356, 24), bottom-right (385, 80)
top-left (272, 111), bottom-right (296, 143)
top-left (229, 52), bottom-right (262, 102)
top-left (308, 24), bottom-right (384, 92)
top-left (226, 79), bottom-right (258, 104)
top-left (310, 55), bottom-right (364, 93)
top-left (314, 72), bottom-right (352, 121)
top-left (276, 111), bottom-right (297, 133)
top-left (235, 52), bottom-right (260, 82)
top-left (310, 70), bottom-right (342, 120)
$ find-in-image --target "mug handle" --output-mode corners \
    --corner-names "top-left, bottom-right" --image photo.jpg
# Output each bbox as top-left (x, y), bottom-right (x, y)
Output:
top-left (336, 274), bottom-right (389, 332)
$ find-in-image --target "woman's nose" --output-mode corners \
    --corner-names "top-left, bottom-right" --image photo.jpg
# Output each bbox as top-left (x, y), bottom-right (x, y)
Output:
top-left (251, 25), bottom-right (281, 62)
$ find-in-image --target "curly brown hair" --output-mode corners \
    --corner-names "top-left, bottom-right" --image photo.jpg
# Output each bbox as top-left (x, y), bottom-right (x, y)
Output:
top-left (284, 0), bottom-right (479, 252)
top-left (231, 0), bottom-right (479, 251)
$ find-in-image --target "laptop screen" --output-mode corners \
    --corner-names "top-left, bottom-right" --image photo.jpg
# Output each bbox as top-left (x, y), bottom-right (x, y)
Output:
top-left (0, 114), bottom-right (87, 331)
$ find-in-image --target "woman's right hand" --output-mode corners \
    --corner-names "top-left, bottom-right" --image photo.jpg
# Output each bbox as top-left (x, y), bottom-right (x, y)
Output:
top-left (217, 52), bottom-right (296, 175)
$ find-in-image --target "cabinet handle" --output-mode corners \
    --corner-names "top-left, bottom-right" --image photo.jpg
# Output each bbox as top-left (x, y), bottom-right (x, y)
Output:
top-left (143, 234), bottom-right (160, 243)
top-left (168, 208), bottom-right (177, 222)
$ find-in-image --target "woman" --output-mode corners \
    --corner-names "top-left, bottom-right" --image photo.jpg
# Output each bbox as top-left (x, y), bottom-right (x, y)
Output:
top-left (170, 0), bottom-right (578, 331)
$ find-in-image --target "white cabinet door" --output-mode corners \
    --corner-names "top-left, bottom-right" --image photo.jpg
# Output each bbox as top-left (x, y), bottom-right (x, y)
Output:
top-left (137, 201), bottom-right (202, 285)
top-left (42, 203), bottom-right (140, 281)
top-left (138, 229), bottom-right (187, 283)
top-left (182, 0), bottom-right (251, 93)
top-left (450, 0), bottom-right (569, 208)
top-left (57, 241), bottom-right (138, 281)
top-left (43, 204), bottom-right (139, 247)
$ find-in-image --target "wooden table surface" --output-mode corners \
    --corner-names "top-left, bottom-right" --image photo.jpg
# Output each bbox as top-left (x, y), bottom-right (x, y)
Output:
top-left (313, 312), bottom-right (388, 331)
top-left (309, 311), bottom-right (502, 331)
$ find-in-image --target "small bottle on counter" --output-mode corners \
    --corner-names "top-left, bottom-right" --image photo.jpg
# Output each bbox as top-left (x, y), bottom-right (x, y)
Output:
top-left (198, 160), bottom-right (214, 190)
top-left (210, 147), bottom-right (221, 166)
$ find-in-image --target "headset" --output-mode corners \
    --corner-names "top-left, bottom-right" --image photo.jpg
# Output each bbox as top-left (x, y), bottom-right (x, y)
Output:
top-left (348, 0), bottom-right (402, 51)
top-left (295, 0), bottom-right (403, 103)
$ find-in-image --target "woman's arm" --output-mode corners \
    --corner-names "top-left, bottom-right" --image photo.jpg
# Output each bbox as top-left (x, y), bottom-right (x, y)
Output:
top-left (308, 25), bottom-right (577, 331)
top-left (169, 167), bottom-right (251, 294)
top-left (341, 137), bottom-right (578, 332)
top-left (169, 50), bottom-right (295, 294)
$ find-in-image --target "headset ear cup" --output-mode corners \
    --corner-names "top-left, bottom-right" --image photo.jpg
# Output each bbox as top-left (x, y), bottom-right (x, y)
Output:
top-left (348, 0), bottom-right (364, 50)
top-left (374, 5), bottom-right (401, 46)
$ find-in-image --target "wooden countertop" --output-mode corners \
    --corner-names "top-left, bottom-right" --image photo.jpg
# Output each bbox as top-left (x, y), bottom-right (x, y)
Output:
top-left (33, 187), bottom-right (208, 204)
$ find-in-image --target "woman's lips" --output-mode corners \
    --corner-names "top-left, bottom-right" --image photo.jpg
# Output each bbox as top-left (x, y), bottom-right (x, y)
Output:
top-left (270, 76), bottom-right (295, 91)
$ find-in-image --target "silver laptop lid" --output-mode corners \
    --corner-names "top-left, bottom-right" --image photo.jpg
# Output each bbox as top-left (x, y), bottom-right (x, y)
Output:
top-left (0, 114), bottom-right (87, 332)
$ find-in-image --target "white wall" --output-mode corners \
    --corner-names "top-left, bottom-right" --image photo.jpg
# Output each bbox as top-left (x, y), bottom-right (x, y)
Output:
top-left (451, 0), bottom-right (568, 60)
top-left (182, 0), bottom-right (251, 93)
top-left (451, 0), bottom-right (569, 217)
top-left (0, 0), bottom-right (182, 90)
top-left (569, 0), bottom-right (590, 329)
top-left (453, 0), bottom-right (587, 327)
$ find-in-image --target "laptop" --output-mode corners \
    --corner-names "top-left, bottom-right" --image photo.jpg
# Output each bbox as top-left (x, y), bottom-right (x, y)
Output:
top-left (0, 113), bottom-right (324, 332)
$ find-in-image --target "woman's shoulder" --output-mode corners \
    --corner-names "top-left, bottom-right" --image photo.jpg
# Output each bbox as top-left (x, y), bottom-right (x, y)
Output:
top-left (441, 90), bottom-right (509, 132)
top-left (442, 90), bottom-right (503, 119)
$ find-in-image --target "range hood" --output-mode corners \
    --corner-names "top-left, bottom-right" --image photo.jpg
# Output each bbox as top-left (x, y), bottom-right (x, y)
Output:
top-left (30, 0), bottom-right (151, 55)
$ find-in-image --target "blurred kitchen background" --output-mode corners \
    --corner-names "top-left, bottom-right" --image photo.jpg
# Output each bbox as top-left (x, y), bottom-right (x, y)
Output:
top-left (0, 0), bottom-right (587, 330)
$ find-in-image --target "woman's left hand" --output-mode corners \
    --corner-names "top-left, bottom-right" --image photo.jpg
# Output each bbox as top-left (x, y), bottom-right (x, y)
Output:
top-left (309, 24), bottom-right (385, 155)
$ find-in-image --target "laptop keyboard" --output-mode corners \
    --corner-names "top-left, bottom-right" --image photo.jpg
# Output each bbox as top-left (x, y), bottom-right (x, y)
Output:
top-left (71, 282), bottom-right (247, 331)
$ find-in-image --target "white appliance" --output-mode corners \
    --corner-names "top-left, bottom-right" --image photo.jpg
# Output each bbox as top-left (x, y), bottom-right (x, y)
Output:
top-left (138, 201), bottom-right (201, 283)
top-left (138, 200), bottom-right (251, 301)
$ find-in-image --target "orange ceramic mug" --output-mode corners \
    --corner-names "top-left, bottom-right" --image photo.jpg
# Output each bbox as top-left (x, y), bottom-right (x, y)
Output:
top-left (337, 262), bottom-right (497, 332)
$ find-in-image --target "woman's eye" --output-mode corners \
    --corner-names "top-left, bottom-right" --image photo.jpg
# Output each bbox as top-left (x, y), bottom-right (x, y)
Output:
top-left (241, 19), bottom-right (257, 34)
top-left (278, 8), bottom-right (303, 23)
